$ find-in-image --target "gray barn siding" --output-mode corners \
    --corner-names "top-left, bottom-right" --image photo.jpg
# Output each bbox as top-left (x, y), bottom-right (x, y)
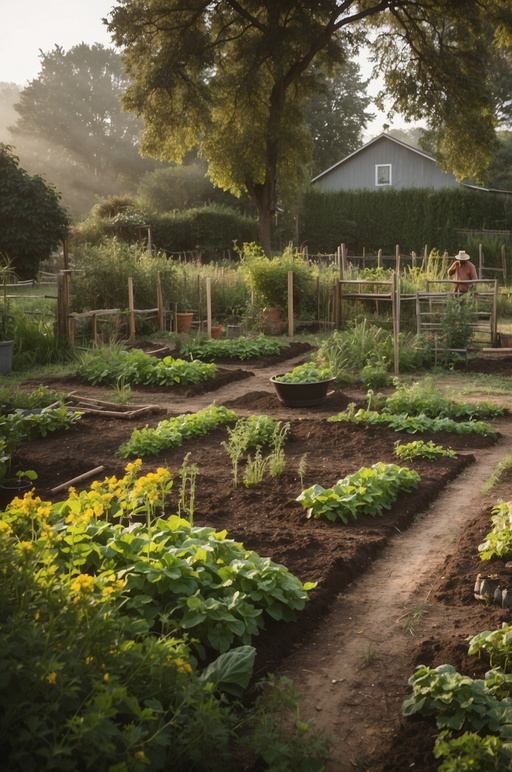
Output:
top-left (315, 136), bottom-right (459, 192)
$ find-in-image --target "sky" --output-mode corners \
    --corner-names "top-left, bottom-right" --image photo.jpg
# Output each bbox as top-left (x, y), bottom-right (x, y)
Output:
top-left (0, 0), bottom-right (410, 137)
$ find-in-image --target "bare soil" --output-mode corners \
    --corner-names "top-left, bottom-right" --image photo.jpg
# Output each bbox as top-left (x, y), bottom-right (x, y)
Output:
top-left (12, 348), bottom-right (512, 771)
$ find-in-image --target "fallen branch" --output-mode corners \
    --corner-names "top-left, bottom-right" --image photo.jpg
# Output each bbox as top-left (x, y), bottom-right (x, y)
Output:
top-left (51, 465), bottom-right (105, 494)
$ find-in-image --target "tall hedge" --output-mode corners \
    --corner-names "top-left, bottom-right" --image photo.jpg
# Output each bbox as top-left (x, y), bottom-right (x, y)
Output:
top-left (299, 187), bottom-right (512, 255)
top-left (151, 206), bottom-right (258, 259)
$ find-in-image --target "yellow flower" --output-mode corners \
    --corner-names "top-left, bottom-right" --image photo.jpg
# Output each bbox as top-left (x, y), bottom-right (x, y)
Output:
top-left (19, 541), bottom-right (33, 552)
top-left (34, 612), bottom-right (40, 621)
top-left (103, 672), bottom-right (109, 682)
top-left (85, 655), bottom-right (93, 664)
top-left (135, 751), bottom-right (146, 761)
top-left (0, 521), bottom-right (12, 536)
top-left (45, 672), bottom-right (57, 685)
top-left (173, 658), bottom-right (193, 674)
top-left (70, 573), bottom-right (95, 594)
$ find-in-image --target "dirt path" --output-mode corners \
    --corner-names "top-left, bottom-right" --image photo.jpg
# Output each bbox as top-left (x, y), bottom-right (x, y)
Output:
top-left (276, 417), bottom-right (512, 771)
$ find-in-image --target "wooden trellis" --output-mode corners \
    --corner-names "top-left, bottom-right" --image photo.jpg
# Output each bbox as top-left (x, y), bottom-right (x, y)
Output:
top-left (415, 279), bottom-right (498, 347)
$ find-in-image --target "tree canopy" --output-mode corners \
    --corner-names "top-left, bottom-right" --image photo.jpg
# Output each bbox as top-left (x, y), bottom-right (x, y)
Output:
top-left (107, 0), bottom-right (512, 254)
top-left (0, 145), bottom-right (69, 279)
top-left (10, 44), bottom-right (157, 215)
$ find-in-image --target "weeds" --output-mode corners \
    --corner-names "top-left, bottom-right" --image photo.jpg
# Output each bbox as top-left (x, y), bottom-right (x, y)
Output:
top-left (178, 452), bottom-right (198, 524)
top-left (298, 453), bottom-right (308, 488)
top-left (482, 454), bottom-right (512, 492)
top-left (243, 448), bottom-right (268, 488)
top-left (362, 645), bottom-right (376, 666)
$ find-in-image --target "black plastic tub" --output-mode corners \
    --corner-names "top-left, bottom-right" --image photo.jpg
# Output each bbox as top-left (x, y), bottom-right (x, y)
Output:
top-left (269, 375), bottom-right (336, 407)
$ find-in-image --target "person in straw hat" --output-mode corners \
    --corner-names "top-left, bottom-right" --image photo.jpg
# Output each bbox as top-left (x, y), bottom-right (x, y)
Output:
top-left (447, 250), bottom-right (477, 295)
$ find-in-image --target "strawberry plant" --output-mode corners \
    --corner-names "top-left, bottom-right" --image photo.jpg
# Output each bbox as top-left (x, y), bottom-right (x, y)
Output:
top-left (296, 463), bottom-right (420, 523)
top-left (117, 403), bottom-right (237, 458)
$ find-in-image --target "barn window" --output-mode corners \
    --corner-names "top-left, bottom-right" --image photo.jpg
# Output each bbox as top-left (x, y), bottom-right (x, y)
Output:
top-left (375, 164), bottom-right (392, 186)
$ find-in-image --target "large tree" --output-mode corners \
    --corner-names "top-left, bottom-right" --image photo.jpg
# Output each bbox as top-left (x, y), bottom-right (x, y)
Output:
top-left (0, 145), bottom-right (69, 279)
top-left (107, 0), bottom-right (512, 255)
top-left (10, 44), bottom-right (156, 215)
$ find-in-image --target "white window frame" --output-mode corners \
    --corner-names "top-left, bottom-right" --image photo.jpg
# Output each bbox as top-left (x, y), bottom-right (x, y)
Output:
top-left (375, 164), bottom-right (392, 186)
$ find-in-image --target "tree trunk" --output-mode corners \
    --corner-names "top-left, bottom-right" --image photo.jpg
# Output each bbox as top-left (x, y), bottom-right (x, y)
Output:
top-left (246, 178), bottom-right (274, 257)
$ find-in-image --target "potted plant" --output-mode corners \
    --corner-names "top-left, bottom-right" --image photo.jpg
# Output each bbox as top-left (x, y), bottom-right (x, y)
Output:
top-left (227, 305), bottom-right (244, 339)
top-left (270, 362), bottom-right (335, 407)
top-left (238, 243), bottom-right (315, 334)
top-left (210, 321), bottom-right (223, 339)
top-left (175, 308), bottom-right (194, 333)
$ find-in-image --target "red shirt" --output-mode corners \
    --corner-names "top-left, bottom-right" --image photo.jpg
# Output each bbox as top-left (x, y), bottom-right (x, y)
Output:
top-left (447, 260), bottom-right (477, 292)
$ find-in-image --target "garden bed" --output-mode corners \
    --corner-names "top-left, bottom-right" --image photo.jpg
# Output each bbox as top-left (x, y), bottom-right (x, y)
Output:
top-left (13, 412), bottom-right (493, 673)
top-left (9, 351), bottom-right (512, 770)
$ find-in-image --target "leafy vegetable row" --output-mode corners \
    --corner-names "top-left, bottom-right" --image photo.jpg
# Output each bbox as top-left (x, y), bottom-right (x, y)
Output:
top-left (329, 406), bottom-right (497, 437)
top-left (297, 463), bottom-right (420, 523)
top-left (368, 377), bottom-right (505, 421)
top-left (77, 346), bottom-right (216, 386)
top-left (117, 403), bottom-right (237, 457)
top-left (177, 335), bottom-right (290, 361)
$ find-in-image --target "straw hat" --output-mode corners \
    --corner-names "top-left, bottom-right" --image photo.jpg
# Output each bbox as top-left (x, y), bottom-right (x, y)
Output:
top-left (456, 250), bottom-right (471, 261)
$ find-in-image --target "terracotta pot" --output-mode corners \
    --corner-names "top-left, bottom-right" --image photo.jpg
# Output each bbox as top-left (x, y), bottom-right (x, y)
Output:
top-left (176, 312), bottom-right (194, 333)
top-left (210, 325), bottom-right (223, 339)
top-left (262, 307), bottom-right (281, 321)
top-left (270, 375), bottom-right (336, 407)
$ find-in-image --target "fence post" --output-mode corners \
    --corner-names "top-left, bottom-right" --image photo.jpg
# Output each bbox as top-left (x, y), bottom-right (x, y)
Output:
top-left (206, 277), bottom-right (212, 337)
top-left (287, 270), bottom-right (294, 336)
top-left (157, 271), bottom-right (164, 331)
top-left (392, 272), bottom-right (400, 376)
top-left (128, 277), bottom-right (135, 344)
top-left (479, 243), bottom-right (483, 279)
top-left (378, 249), bottom-right (382, 269)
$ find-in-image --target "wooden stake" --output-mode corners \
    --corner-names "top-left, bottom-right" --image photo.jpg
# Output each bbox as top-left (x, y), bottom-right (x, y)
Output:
top-left (287, 270), bottom-right (293, 336)
top-left (51, 466), bottom-right (105, 494)
top-left (392, 272), bottom-right (400, 376)
top-left (206, 277), bottom-right (212, 337)
top-left (378, 249), bottom-right (382, 269)
top-left (128, 277), bottom-right (135, 344)
top-left (157, 271), bottom-right (164, 330)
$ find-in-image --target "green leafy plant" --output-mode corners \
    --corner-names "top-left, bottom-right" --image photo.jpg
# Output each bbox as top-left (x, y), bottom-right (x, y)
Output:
top-left (433, 730), bottom-right (512, 771)
top-left (77, 343), bottom-right (217, 387)
top-left (297, 463), bottom-right (421, 523)
top-left (329, 406), bottom-right (496, 437)
top-left (275, 362), bottom-right (332, 383)
top-left (0, 471), bottom-right (326, 770)
top-left (178, 452), bottom-right (198, 525)
top-left (394, 440), bottom-right (458, 462)
top-left (118, 403), bottom-right (237, 458)
top-left (467, 624), bottom-right (512, 671)
top-left (479, 501), bottom-right (512, 561)
top-left (243, 448), bottom-right (268, 488)
top-left (177, 335), bottom-right (289, 361)
top-left (298, 453), bottom-right (308, 489)
top-left (402, 664), bottom-right (512, 736)
top-left (370, 377), bottom-right (504, 421)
